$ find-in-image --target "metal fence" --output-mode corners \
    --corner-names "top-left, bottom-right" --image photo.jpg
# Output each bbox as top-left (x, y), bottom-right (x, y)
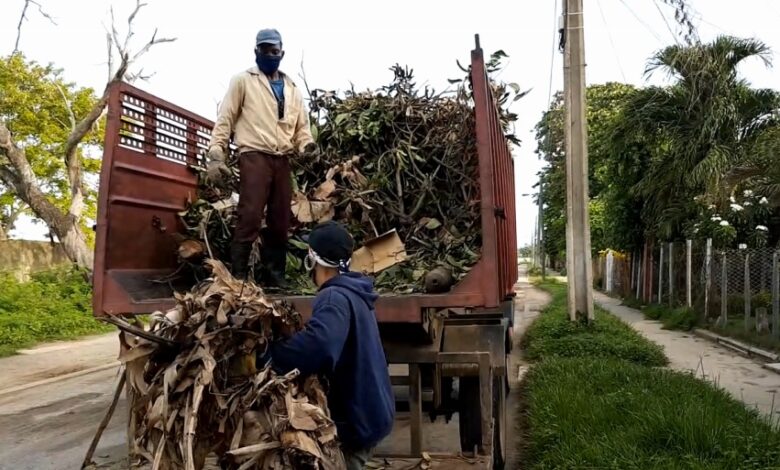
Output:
top-left (596, 241), bottom-right (780, 337)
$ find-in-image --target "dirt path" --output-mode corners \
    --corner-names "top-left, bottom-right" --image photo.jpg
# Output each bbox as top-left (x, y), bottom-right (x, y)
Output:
top-left (594, 292), bottom-right (780, 423)
top-left (504, 266), bottom-right (551, 469)
top-left (0, 333), bottom-right (118, 395)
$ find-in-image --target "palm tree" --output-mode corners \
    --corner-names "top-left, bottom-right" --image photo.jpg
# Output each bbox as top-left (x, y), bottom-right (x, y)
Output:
top-left (611, 35), bottom-right (779, 240)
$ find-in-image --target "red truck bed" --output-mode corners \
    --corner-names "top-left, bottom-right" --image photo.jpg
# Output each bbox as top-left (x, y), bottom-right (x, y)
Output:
top-left (92, 36), bottom-right (517, 324)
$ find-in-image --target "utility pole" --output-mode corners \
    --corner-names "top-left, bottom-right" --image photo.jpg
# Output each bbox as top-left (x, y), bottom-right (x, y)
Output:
top-left (537, 187), bottom-right (546, 278)
top-left (562, 0), bottom-right (594, 322)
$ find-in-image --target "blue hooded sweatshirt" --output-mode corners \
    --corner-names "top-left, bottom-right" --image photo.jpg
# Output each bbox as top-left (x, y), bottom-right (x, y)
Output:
top-left (270, 272), bottom-right (395, 449)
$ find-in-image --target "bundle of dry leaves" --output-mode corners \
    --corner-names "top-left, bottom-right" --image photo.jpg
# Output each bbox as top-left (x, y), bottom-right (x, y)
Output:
top-left (118, 259), bottom-right (345, 469)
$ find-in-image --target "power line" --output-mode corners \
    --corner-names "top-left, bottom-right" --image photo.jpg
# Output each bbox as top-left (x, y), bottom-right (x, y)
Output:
top-left (546, 0), bottom-right (559, 111)
top-left (652, 0), bottom-right (681, 45)
top-left (618, 0), bottom-right (665, 44)
top-left (596, 0), bottom-right (627, 82)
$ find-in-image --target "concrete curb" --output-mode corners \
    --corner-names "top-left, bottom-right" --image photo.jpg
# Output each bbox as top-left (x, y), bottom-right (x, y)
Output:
top-left (0, 361), bottom-right (120, 397)
top-left (762, 363), bottom-right (780, 375)
top-left (691, 328), bottom-right (780, 365)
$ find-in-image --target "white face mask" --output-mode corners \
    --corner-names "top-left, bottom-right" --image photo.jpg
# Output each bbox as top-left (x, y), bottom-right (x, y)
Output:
top-left (304, 248), bottom-right (350, 273)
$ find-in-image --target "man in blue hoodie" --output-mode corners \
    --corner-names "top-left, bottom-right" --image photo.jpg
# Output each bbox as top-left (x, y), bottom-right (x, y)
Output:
top-left (270, 221), bottom-right (395, 469)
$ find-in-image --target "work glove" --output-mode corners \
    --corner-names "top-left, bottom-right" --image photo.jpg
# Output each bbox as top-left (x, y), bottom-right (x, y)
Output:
top-left (301, 142), bottom-right (320, 158)
top-left (205, 147), bottom-right (231, 187)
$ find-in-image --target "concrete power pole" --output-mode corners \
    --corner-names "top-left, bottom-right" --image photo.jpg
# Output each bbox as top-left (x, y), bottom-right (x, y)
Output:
top-left (537, 188), bottom-right (546, 278)
top-left (562, 0), bottom-right (594, 321)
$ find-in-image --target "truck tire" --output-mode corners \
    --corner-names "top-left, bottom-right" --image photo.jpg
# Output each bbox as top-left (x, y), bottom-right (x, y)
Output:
top-left (458, 375), bottom-right (506, 469)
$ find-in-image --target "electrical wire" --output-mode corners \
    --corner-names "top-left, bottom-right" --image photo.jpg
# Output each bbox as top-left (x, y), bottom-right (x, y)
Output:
top-left (596, 0), bottom-right (627, 82)
top-left (546, 0), bottom-right (559, 111)
top-left (618, 0), bottom-right (665, 44)
top-left (653, 0), bottom-right (681, 45)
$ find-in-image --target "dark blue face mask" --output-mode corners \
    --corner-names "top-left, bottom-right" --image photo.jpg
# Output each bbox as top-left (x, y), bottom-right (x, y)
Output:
top-left (255, 52), bottom-right (282, 75)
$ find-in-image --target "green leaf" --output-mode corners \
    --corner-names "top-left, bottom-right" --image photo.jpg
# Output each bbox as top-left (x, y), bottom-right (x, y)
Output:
top-left (288, 238), bottom-right (308, 250)
top-left (425, 218), bottom-right (442, 230)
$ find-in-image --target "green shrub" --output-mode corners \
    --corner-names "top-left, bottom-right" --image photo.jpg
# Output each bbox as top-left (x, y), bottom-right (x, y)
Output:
top-left (644, 304), bottom-right (698, 331)
top-left (523, 280), bottom-right (667, 367)
top-left (526, 265), bottom-right (543, 277)
top-left (522, 357), bottom-right (780, 469)
top-left (621, 295), bottom-right (644, 309)
top-left (0, 267), bottom-right (110, 356)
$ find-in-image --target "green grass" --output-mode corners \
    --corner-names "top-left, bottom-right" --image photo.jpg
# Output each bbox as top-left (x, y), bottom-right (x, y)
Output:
top-left (520, 279), bottom-right (780, 469)
top-left (522, 280), bottom-right (667, 367)
top-left (0, 267), bottom-right (111, 356)
top-left (523, 357), bottom-right (780, 469)
top-left (644, 304), bottom-right (699, 331)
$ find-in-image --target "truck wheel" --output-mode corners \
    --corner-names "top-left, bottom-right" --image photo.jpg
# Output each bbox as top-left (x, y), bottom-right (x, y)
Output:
top-left (458, 376), bottom-right (506, 469)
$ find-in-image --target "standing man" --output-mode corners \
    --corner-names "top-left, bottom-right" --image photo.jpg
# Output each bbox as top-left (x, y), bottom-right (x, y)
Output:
top-left (269, 221), bottom-right (395, 469)
top-left (207, 28), bottom-right (316, 287)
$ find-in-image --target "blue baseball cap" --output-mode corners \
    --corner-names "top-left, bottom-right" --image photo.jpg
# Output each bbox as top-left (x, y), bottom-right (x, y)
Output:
top-left (256, 28), bottom-right (282, 46)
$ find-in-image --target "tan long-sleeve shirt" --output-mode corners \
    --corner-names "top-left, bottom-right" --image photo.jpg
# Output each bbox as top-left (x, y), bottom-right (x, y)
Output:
top-left (209, 66), bottom-right (314, 156)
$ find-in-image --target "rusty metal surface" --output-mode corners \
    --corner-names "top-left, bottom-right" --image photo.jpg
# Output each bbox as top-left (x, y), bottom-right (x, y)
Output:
top-left (470, 34), bottom-right (519, 308)
top-left (94, 36), bottom-right (517, 326)
top-left (442, 322), bottom-right (507, 371)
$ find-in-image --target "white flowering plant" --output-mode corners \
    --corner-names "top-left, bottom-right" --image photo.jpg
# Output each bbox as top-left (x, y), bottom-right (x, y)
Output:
top-left (686, 190), bottom-right (771, 248)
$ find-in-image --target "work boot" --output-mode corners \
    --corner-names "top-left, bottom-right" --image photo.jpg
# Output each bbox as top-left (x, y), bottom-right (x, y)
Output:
top-left (230, 241), bottom-right (252, 281)
top-left (261, 243), bottom-right (289, 291)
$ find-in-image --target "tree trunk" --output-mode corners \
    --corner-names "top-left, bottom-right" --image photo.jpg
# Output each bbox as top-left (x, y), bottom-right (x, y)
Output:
top-left (0, 224), bottom-right (7, 240)
top-left (26, 188), bottom-right (93, 270)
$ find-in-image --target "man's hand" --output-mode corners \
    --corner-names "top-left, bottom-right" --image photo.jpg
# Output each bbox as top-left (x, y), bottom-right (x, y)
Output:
top-left (301, 142), bottom-right (319, 158)
top-left (205, 147), bottom-right (231, 187)
top-left (207, 146), bottom-right (226, 163)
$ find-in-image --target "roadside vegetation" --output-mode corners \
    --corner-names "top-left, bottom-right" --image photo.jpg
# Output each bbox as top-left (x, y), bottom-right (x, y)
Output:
top-left (520, 279), bottom-right (780, 469)
top-left (620, 297), bottom-right (780, 353)
top-left (0, 267), bottom-right (110, 357)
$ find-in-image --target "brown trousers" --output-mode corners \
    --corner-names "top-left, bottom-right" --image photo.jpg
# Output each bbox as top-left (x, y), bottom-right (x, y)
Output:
top-left (234, 151), bottom-right (292, 246)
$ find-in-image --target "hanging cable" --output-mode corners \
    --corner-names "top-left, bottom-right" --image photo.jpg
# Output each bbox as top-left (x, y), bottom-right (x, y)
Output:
top-left (596, 0), bottom-right (627, 82)
top-left (653, 0), bottom-right (681, 45)
top-left (547, 0), bottom-right (560, 111)
top-left (618, 0), bottom-right (665, 44)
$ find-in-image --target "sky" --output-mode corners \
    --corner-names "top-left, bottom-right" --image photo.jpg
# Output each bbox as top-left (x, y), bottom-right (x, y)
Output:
top-left (3, 0), bottom-right (780, 246)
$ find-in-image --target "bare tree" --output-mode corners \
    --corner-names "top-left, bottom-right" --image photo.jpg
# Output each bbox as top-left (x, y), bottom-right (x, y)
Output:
top-left (0, 0), bottom-right (175, 270)
top-left (13, 0), bottom-right (57, 54)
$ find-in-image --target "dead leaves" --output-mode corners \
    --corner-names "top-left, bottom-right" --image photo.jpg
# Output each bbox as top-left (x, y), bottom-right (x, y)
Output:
top-left (122, 259), bottom-right (342, 469)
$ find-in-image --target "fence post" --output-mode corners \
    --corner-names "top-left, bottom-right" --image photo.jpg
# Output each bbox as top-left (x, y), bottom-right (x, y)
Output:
top-left (744, 251), bottom-right (751, 332)
top-left (773, 251), bottom-right (779, 340)
top-left (720, 251), bottom-right (728, 327)
top-left (704, 239), bottom-right (712, 321)
top-left (636, 250), bottom-right (642, 300)
top-left (668, 242), bottom-right (674, 307)
top-left (658, 245), bottom-right (664, 304)
top-left (686, 239), bottom-right (692, 308)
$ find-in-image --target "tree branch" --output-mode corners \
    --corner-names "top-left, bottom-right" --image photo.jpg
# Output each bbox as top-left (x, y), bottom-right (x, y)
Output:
top-left (0, 123), bottom-right (67, 229)
top-left (14, 0), bottom-right (57, 54)
top-left (62, 0), bottom-right (176, 219)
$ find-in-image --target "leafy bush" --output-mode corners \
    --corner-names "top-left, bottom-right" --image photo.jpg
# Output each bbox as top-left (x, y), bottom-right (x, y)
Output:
top-left (526, 265), bottom-right (543, 277)
top-left (0, 267), bottom-right (110, 356)
top-left (644, 304), bottom-right (698, 331)
top-left (621, 295), bottom-right (644, 309)
top-left (523, 280), bottom-right (667, 367)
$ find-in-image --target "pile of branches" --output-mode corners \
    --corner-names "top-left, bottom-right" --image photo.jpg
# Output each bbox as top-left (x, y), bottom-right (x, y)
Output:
top-left (180, 53), bottom-right (523, 294)
top-left (118, 260), bottom-right (344, 469)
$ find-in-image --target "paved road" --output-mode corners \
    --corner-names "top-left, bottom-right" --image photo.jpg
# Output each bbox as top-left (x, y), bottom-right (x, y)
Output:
top-left (0, 365), bottom-right (127, 470)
